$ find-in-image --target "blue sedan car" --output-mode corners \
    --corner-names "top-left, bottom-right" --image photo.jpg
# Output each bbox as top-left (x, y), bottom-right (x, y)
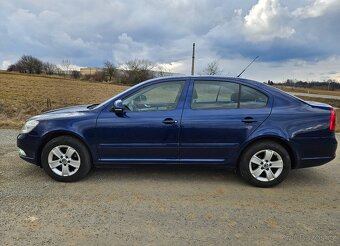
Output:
top-left (17, 76), bottom-right (337, 187)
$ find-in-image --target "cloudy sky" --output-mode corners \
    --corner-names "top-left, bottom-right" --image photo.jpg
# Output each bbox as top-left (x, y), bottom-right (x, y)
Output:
top-left (0, 0), bottom-right (339, 82)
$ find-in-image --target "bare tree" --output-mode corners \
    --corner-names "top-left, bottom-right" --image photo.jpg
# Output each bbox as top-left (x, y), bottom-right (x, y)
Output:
top-left (61, 59), bottom-right (71, 76)
top-left (155, 64), bottom-right (170, 77)
top-left (7, 56), bottom-right (65, 76)
top-left (10, 55), bottom-right (44, 74)
top-left (55, 67), bottom-right (64, 76)
top-left (125, 59), bottom-right (155, 71)
top-left (122, 59), bottom-right (155, 84)
top-left (202, 60), bottom-right (222, 75)
top-left (43, 62), bottom-right (57, 75)
top-left (7, 64), bottom-right (17, 72)
top-left (103, 61), bottom-right (116, 82)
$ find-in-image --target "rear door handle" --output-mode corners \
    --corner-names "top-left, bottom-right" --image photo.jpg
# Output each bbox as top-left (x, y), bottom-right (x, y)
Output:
top-left (242, 117), bottom-right (257, 123)
top-left (162, 118), bottom-right (178, 124)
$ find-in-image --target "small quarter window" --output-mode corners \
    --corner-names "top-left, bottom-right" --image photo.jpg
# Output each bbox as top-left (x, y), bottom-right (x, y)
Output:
top-left (239, 85), bottom-right (268, 109)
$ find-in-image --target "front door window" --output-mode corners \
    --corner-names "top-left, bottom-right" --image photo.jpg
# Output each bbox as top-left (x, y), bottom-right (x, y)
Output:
top-left (123, 81), bottom-right (185, 112)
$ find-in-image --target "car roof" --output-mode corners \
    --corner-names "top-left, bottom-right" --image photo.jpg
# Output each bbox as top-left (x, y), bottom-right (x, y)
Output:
top-left (145, 75), bottom-right (303, 104)
top-left (146, 75), bottom-right (266, 88)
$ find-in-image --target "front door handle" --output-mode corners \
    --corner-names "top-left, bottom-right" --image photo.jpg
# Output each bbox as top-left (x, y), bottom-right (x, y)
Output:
top-left (242, 117), bottom-right (257, 123)
top-left (162, 118), bottom-right (178, 124)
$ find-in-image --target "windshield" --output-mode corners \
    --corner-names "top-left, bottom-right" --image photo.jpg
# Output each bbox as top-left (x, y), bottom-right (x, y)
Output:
top-left (92, 83), bottom-right (140, 109)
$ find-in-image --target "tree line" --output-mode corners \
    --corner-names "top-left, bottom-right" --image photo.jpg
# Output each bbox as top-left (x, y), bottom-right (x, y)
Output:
top-left (268, 79), bottom-right (339, 91)
top-left (7, 55), bottom-right (166, 85)
top-left (7, 56), bottom-right (338, 88)
top-left (7, 55), bottom-right (61, 75)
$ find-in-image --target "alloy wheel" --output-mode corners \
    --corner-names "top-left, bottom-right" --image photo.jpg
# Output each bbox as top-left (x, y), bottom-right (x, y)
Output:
top-left (249, 149), bottom-right (284, 182)
top-left (48, 145), bottom-right (81, 176)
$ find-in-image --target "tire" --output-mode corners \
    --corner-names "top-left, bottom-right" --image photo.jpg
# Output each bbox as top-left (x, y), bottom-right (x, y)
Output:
top-left (41, 136), bottom-right (92, 182)
top-left (238, 141), bottom-right (291, 188)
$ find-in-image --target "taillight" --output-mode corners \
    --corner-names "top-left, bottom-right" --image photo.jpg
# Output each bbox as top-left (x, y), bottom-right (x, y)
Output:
top-left (330, 108), bottom-right (336, 131)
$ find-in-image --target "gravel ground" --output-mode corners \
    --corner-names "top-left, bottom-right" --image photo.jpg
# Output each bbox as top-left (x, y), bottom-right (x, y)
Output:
top-left (0, 129), bottom-right (339, 245)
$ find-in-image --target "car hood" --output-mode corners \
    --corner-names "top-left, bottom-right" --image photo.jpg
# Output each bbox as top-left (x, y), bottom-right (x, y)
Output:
top-left (30, 105), bottom-right (93, 121)
top-left (43, 105), bottom-right (91, 114)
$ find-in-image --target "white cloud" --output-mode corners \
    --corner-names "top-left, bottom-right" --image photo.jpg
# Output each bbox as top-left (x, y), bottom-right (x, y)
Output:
top-left (1, 60), bottom-right (12, 70)
top-left (244, 0), bottom-right (295, 41)
top-left (218, 55), bottom-right (340, 82)
top-left (0, 0), bottom-right (339, 81)
top-left (56, 63), bottom-right (81, 71)
top-left (112, 33), bottom-right (152, 64)
top-left (293, 0), bottom-right (340, 18)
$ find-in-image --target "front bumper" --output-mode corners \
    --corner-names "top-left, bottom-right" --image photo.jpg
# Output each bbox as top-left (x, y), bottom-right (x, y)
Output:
top-left (17, 133), bottom-right (41, 165)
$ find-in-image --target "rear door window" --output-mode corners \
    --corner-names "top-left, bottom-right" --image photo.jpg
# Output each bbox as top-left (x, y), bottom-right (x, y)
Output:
top-left (191, 81), bottom-right (268, 109)
top-left (191, 81), bottom-right (239, 110)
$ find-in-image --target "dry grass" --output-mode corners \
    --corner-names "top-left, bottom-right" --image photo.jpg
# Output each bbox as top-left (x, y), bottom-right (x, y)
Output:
top-left (297, 96), bottom-right (340, 108)
top-left (276, 85), bottom-right (340, 96)
top-left (0, 72), bottom-right (128, 128)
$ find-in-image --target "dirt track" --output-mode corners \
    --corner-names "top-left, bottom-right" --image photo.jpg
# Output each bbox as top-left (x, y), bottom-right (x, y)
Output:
top-left (0, 129), bottom-right (339, 245)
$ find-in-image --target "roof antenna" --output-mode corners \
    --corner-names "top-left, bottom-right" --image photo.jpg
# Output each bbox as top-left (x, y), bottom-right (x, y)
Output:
top-left (191, 43), bottom-right (195, 75)
top-left (236, 56), bottom-right (259, 78)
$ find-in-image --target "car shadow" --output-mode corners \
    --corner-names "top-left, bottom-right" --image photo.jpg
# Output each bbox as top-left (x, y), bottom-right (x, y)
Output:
top-left (87, 165), bottom-right (246, 185)
top-left (17, 158), bottom-right (333, 188)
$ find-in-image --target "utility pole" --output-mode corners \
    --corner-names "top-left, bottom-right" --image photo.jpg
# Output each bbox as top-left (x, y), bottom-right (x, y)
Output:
top-left (191, 43), bottom-right (195, 75)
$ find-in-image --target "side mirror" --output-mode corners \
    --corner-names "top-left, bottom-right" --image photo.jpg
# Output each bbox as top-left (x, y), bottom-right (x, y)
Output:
top-left (112, 99), bottom-right (124, 116)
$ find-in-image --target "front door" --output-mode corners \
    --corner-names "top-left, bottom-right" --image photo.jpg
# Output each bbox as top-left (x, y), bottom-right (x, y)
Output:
top-left (179, 79), bottom-right (272, 165)
top-left (96, 80), bottom-right (188, 164)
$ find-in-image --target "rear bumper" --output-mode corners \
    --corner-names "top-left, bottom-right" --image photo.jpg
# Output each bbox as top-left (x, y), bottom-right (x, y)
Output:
top-left (298, 156), bottom-right (335, 168)
top-left (293, 136), bottom-right (337, 169)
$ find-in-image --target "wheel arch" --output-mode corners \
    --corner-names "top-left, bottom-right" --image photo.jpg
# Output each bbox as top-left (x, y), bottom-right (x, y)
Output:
top-left (237, 135), bottom-right (298, 169)
top-left (36, 130), bottom-right (94, 167)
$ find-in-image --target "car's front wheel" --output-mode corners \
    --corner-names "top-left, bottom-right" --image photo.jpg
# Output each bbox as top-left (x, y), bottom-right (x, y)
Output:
top-left (41, 136), bottom-right (92, 182)
top-left (239, 141), bottom-right (291, 187)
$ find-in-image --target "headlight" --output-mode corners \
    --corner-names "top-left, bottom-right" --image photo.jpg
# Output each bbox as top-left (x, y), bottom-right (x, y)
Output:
top-left (21, 120), bottom-right (39, 134)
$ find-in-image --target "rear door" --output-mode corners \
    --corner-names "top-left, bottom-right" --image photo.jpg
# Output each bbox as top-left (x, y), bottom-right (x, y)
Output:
top-left (179, 79), bottom-right (272, 165)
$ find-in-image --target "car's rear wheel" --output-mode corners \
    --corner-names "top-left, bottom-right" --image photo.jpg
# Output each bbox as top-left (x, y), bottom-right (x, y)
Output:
top-left (239, 141), bottom-right (291, 187)
top-left (41, 136), bottom-right (92, 182)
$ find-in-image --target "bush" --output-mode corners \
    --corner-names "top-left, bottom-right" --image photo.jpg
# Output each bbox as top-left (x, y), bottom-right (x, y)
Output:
top-left (71, 70), bottom-right (81, 79)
